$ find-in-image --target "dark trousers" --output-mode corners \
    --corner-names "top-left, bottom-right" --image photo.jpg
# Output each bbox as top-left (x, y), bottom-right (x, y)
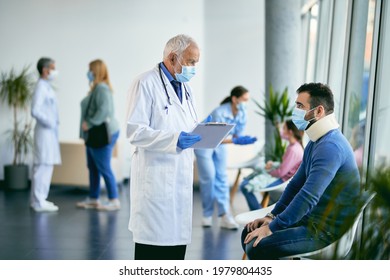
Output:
top-left (241, 225), bottom-right (332, 259)
top-left (134, 243), bottom-right (187, 260)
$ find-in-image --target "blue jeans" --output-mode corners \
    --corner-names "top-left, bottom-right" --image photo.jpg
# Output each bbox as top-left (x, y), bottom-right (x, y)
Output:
top-left (86, 131), bottom-right (119, 200)
top-left (195, 145), bottom-right (229, 217)
top-left (241, 223), bottom-right (333, 259)
top-left (240, 177), bottom-right (284, 211)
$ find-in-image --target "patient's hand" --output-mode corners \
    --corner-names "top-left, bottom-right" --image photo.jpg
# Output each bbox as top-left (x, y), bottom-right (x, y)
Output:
top-left (265, 161), bottom-right (273, 170)
top-left (246, 217), bottom-right (272, 232)
top-left (244, 225), bottom-right (273, 247)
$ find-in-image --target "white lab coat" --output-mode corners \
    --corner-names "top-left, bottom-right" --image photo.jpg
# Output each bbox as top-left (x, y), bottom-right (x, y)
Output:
top-left (31, 79), bottom-right (61, 165)
top-left (126, 64), bottom-right (198, 246)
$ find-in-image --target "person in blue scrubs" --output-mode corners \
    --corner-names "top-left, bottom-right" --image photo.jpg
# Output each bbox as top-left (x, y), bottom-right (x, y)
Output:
top-left (195, 86), bottom-right (257, 229)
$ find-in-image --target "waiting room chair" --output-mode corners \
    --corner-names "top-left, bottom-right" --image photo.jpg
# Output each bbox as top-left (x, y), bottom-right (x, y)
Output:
top-left (235, 204), bottom-right (276, 260)
top-left (235, 193), bottom-right (375, 260)
top-left (281, 193), bottom-right (375, 260)
top-left (228, 145), bottom-right (265, 204)
top-left (259, 179), bottom-right (290, 208)
top-left (235, 203), bottom-right (276, 226)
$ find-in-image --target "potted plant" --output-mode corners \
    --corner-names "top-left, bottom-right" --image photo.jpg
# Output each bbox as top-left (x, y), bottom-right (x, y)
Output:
top-left (253, 85), bottom-right (293, 161)
top-left (0, 67), bottom-right (34, 190)
top-left (350, 166), bottom-right (390, 259)
top-left (319, 165), bottom-right (390, 259)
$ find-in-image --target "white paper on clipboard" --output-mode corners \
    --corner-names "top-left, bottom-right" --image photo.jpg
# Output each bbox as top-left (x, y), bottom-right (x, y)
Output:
top-left (191, 122), bottom-right (235, 149)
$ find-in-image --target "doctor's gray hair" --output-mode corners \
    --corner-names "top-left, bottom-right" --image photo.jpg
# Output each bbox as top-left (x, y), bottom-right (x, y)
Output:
top-left (37, 57), bottom-right (54, 75)
top-left (163, 34), bottom-right (197, 59)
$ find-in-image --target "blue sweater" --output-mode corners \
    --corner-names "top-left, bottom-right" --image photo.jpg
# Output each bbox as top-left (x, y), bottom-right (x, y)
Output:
top-left (269, 129), bottom-right (361, 237)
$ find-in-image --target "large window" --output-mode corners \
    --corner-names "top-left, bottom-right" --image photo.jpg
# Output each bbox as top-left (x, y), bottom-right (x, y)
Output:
top-left (343, 0), bottom-right (377, 174)
top-left (370, 0), bottom-right (390, 170)
top-left (301, 1), bottom-right (319, 82)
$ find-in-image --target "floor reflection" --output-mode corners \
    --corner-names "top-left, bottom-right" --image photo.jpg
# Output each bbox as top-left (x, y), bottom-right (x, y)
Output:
top-left (32, 212), bottom-right (59, 259)
top-left (0, 185), bottom-right (245, 260)
top-left (201, 227), bottom-right (242, 260)
top-left (87, 210), bottom-right (117, 259)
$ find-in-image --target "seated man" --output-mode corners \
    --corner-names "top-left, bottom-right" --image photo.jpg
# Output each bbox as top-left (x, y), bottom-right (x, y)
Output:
top-left (241, 83), bottom-right (361, 259)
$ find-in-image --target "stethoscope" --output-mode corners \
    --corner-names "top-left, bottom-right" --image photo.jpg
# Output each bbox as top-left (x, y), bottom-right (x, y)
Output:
top-left (158, 64), bottom-right (198, 123)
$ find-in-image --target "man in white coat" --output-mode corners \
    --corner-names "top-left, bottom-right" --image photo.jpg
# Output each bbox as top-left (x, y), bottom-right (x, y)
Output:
top-left (126, 34), bottom-right (202, 260)
top-left (30, 57), bottom-right (61, 212)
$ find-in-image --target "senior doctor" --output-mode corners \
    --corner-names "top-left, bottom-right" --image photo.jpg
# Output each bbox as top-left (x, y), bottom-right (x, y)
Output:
top-left (126, 34), bottom-right (201, 260)
top-left (30, 57), bottom-right (61, 212)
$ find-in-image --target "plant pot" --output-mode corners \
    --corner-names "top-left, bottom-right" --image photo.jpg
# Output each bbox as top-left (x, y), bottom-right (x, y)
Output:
top-left (4, 164), bottom-right (29, 191)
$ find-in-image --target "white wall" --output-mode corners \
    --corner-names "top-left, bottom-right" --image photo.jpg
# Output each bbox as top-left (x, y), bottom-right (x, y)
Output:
top-left (0, 0), bottom-right (265, 180)
top-left (202, 0), bottom-right (265, 182)
top-left (0, 0), bottom-right (205, 179)
top-left (203, 0), bottom-right (265, 145)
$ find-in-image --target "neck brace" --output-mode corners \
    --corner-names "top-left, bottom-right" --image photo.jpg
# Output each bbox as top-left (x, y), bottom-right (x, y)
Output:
top-left (306, 113), bottom-right (340, 142)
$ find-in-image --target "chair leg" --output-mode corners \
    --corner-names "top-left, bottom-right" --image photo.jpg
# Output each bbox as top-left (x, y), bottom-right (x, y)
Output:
top-left (230, 168), bottom-right (242, 204)
top-left (261, 192), bottom-right (270, 208)
top-left (242, 252), bottom-right (247, 260)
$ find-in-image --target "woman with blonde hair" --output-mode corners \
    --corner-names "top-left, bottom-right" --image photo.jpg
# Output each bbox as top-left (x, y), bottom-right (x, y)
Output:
top-left (77, 59), bottom-right (120, 211)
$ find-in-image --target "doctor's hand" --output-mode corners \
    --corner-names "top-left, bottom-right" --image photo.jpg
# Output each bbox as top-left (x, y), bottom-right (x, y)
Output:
top-left (177, 132), bottom-right (202, 150)
top-left (232, 135), bottom-right (257, 145)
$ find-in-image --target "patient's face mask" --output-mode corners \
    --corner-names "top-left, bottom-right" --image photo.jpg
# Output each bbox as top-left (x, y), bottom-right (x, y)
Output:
top-left (292, 107), bottom-right (317, 130)
top-left (87, 71), bottom-right (95, 83)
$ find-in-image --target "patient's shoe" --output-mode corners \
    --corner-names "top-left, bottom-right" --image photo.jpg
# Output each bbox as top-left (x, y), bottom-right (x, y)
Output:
top-left (97, 199), bottom-right (121, 211)
top-left (76, 197), bottom-right (100, 209)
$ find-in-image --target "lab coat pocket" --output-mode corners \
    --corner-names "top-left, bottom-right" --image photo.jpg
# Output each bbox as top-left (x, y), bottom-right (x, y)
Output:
top-left (153, 108), bottom-right (170, 130)
top-left (46, 95), bottom-right (55, 106)
top-left (144, 166), bottom-right (174, 200)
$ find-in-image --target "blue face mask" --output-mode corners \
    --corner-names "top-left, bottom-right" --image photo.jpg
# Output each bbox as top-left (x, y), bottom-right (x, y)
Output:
top-left (237, 102), bottom-right (247, 112)
top-left (87, 71), bottom-right (95, 82)
top-left (292, 107), bottom-right (317, 130)
top-left (175, 60), bottom-right (196, 82)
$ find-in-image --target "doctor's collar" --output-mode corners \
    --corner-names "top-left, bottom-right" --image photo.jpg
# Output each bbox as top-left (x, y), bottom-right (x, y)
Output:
top-left (159, 62), bottom-right (175, 83)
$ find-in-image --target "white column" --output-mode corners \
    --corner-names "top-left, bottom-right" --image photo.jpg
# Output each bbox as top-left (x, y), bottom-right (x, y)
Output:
top-left (264, 0), bottom-right (302, 153)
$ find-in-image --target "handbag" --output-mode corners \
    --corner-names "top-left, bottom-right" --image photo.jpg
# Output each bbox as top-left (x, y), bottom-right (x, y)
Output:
top-left (83, 92), bottom-right (111, 148)
top-left (84, 122), bottom-right (111, 148)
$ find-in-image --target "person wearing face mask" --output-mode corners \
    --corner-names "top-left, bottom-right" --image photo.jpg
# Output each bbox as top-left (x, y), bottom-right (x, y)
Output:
top-left (126, 34), bottom-right (202, 260)
top-left (78, 59), bottom-right (120, 211)
top-left (30, 57), bottom-right (61, 212)
top-left (195, 86), bottom-right (257, 230)
top-left (240, 120), bottom-right (304, 211)
top-left (241, 83), bottom-right (361, 259)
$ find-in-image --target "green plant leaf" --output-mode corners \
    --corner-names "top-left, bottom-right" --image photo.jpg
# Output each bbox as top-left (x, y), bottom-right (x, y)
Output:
top-left (0, 66), bottom-right (34, 165)
top-left (253, 84), bottom-right (293, 160)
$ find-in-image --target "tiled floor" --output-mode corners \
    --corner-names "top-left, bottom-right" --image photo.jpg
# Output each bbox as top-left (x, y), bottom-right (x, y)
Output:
top-left (0, 183), bottom-right (250, 260)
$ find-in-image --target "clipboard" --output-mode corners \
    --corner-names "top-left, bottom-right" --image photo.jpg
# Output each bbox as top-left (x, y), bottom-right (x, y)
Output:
top-left (191, 122), bottom-right (235, 149)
